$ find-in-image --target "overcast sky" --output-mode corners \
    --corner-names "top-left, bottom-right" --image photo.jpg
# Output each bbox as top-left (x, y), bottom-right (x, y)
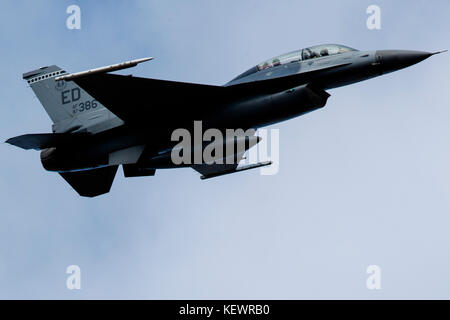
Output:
top-left (1, 0), bottom-right (450, 299)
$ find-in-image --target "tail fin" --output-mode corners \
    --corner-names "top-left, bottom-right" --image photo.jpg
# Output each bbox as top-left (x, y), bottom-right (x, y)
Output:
top-left (23, 65), bottom-right (121, 133)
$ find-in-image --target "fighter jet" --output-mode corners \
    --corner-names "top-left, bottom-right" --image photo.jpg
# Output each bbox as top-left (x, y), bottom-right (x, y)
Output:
top-left (6, 44), bottom-right (445, 197)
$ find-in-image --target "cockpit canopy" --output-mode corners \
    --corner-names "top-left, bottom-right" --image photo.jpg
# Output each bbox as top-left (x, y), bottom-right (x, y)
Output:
top-left (256, 44), bottom-right (357, 71)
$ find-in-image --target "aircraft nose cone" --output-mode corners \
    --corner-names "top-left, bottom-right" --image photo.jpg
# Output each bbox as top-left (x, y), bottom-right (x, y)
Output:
top-left (377, 50), bottom-right (433, 74)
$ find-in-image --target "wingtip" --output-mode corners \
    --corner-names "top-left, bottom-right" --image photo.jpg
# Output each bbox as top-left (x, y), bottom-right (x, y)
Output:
top-left (56, 56), bottom-right (155, 81)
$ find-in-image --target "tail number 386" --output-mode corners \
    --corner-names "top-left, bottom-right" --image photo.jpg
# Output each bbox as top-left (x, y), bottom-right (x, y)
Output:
top-left (72, 99), bottom-right (98, 114)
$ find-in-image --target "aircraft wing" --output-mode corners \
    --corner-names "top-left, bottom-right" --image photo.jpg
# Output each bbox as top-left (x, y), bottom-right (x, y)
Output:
top-left (72, 74), bottom-right (226, 125)
top-left (70, 67), bottom-right (333, 126)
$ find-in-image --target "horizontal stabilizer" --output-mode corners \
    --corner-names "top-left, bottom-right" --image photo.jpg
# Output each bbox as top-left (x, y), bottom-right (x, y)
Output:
top-left (6, 133), bottom-right (87, 150)
top-left (59, 165), bottom-right (118, 197)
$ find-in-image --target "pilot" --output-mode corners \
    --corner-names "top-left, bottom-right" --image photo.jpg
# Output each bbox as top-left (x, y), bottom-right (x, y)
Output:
top-left (320, 48), bottom-right (329, 56)
top-left (303, 50), bottom-right (311, 60)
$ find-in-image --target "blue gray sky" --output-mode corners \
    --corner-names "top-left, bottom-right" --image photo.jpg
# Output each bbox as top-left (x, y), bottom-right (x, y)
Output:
top-left (1, 0), bottom-right (450, 299)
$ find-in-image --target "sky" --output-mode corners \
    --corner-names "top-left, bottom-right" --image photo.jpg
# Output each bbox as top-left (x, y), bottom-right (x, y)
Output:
top-left (1, 0), bottom-right (450, 299)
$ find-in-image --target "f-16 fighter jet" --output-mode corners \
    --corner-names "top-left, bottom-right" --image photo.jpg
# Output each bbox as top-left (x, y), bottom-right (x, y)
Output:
top-left (7, 44), bottom-right (445, 197)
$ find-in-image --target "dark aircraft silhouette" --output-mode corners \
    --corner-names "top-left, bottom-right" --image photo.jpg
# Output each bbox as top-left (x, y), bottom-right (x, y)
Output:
top-left (6, 44), bottom-right (445, 197)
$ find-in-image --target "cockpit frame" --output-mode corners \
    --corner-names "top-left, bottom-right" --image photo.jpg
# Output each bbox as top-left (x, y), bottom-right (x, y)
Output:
top-left (256, 44), bottom-right (357, 71)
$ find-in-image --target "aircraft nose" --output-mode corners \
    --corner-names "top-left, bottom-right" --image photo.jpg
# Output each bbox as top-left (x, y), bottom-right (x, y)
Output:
top-left (376, 50), bottom-right (433, 74)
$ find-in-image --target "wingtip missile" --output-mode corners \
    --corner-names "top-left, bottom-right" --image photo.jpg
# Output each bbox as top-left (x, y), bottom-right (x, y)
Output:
top-left (55, 57), bottom-right (153, 81)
